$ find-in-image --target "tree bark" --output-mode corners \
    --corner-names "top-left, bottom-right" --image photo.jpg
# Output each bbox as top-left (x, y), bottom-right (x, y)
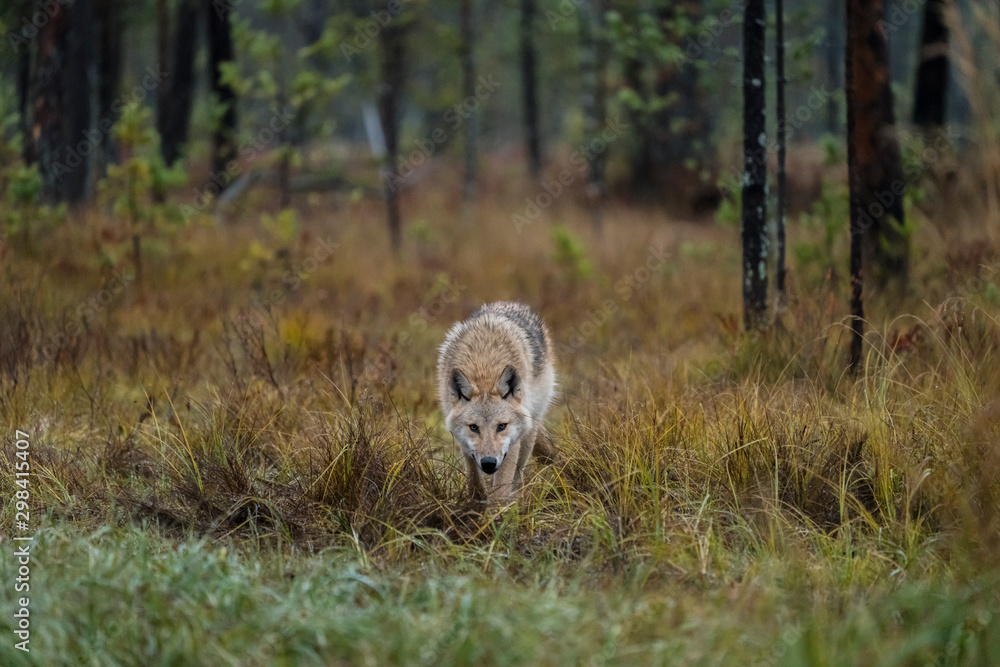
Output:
top-left (163, 0), bottom-right (198, 167)
top-left (846, 0), bottom-right (865, 372)
top-left (94, 0), bottom-right (124, 176)
top-left (775, 0), bottom-right (787, 304)
top-left (378, 18), bottom-right (405, 253)
top-left (63, 0), bottom-right (95, 203)
top-left (913, 0), bottom-right (950, 130)
top-left (741, 0), bottom-right (768, 331)
top-left (17, 38), bottom-right (32, 166)
top-left (30, 0), bottom-right (95, 205)
top-left (846, 0), bottom-right (909, 291)
top-left (459, 0), bottom-right (478, 203)
top-left (520, 0), bottom-right (542, 179)
top-left (207, 0), bottom-right (238, 177)
top-left (624, 54), bottom-right (653, 196)
top-left (652, 1), bottom-right (709, 168)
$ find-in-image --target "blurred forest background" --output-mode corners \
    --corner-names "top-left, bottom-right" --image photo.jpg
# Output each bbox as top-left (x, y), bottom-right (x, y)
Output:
top-left (1, 0), bottom-right (983, 238)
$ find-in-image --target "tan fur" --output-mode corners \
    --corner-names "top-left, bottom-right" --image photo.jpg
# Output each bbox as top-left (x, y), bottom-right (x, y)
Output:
top-left (437, 302), bottom-right (556, 503)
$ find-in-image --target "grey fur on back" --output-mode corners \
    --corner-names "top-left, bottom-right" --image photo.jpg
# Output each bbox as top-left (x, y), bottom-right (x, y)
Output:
top-left (471, 301), bottom-right (548, 378)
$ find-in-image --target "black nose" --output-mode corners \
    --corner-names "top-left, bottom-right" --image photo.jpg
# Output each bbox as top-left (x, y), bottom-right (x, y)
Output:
top-left (480, 457), bottom-right (497, 474)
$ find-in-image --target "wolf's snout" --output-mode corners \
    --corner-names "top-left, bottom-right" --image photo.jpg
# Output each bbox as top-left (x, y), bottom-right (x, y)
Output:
top-left (479, 457), bottom-right (498, 474)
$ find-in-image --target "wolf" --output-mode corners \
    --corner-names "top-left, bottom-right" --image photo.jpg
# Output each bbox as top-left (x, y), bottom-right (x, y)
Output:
top-left (437, 301), bottom-right (557, 503)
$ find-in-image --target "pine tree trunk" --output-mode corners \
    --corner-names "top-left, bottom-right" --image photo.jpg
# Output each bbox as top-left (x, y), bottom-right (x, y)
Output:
top-left (652, 1), bottom-right (709, 169)
top-left (846, 0), bottom-right (865, 372)
top-left (30, 0), bottom-right (95, 205)
top-left (741, 0), bottom-right (768, 331)
top-left (846, 0), bottom-right (909, 292)
top-left (913, 0), bottom-right (950, 130)
top-left (95, 0), bottom-right (123, 176)
top-left (207, 1), bottom-right (238, 177)
top-left (17, 40), bottom-right (32, 166)
top-left (459, 0), bottom-right (478, 203)
top-left (775, 0), bottom-right (787, 304)
top-left (624, 55), bottom-right (653, 197)
top-left (378, 19), bottom-right (405, 253)
top-left (520, 0), bottom-right (542, 179)
top-left (63, 0), bottom-right (95, 203)
top-left (157, 0), bottom-right (198, 167)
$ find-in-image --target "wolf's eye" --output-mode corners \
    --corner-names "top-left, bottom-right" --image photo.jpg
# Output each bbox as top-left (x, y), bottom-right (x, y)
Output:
top-left (469, 424), bottom-right (479, 433)
top-left (496, 423), bottom-right (507, 432)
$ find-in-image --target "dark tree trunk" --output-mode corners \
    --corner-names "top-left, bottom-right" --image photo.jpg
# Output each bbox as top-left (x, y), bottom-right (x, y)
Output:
top-left (624, 55), bottom-right (653, 196)
top-left (775, 0), bottom-right (787, 303)
top-left (17, 43), bottom-right (32, 166)
top-left (652, 1), bottom-right (709, 169)
top-left (156, 0), bottom-right (169, 135)
top-left (63, 0), bottom-right (95, 203)
top-left (847, 0), bottom-right (909, 291)
top-left (299, 0), bottom-right (330, 45)
top-left (742, 0), bottom-right (768, 331)
top-left (161, 1), bottom-right (199, 167)
top-left (913, 0), bottom-right (950, 130)
top-left (846, 0), bottom-right (865, 373)
top-left (207, 1), bottom-right (238, 177)
top-left (30, 0), bottom-right (95, 205)
top-left (378, 19), bottom-right (405, 253)
top-left (520, 0), bottom-right (542, 179)
top-left (94, 0), bottom-right (124, 176)
top-left (580, 0), bottom-right (608, 231)
top-left (459, 0), bottom-right (478, 202)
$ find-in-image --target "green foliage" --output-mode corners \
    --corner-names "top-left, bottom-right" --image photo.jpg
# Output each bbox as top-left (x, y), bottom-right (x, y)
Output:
top-left (715, 188), bottom-right (741, 227)
top-left (550, 223), bottom-right (592, 279)
top-left (261, 208), bottom-right (301, 248)
top-left (795, 179), bottom-right (848, 285)
top-left (99, 103), bottom-right (186, 276)
top-left (3, 164), bottom-right (66, 247)
top-left (225, 5), bottom-right (350, 164)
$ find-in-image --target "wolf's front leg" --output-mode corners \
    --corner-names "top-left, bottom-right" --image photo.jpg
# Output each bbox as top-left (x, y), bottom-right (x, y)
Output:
top-left (465, 454), bottom-right (487, 502)
top-left (513, 425), bottom-right (538, 491)
top-left (489, 439), bottom-right (521, 504)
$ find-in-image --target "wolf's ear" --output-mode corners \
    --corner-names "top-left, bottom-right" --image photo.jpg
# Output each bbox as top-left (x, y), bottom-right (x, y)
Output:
top-left (450, 369), bottom-right (475, 402)
top-left (497, 365), bottom-right (521, 400)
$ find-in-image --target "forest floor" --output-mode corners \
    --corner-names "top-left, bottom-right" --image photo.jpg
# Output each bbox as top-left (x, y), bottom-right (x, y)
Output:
top-left (2, 170), bottom-right (1000, 665)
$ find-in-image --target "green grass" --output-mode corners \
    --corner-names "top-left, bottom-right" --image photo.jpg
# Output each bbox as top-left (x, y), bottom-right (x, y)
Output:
top-left (1, 176), bottom-right (999, 664)
top-left (1, 524), bottom-right (999, 666)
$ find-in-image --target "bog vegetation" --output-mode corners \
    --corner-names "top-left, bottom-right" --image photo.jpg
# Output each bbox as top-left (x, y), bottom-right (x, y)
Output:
top-left (2, 0), bottom-right (1000, 665)
top-left (1, 172), bottom-right (999, 663)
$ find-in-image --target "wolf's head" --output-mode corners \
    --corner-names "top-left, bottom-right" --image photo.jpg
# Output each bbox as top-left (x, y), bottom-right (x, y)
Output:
top-left (444, 365), bottom-right (531, 474)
